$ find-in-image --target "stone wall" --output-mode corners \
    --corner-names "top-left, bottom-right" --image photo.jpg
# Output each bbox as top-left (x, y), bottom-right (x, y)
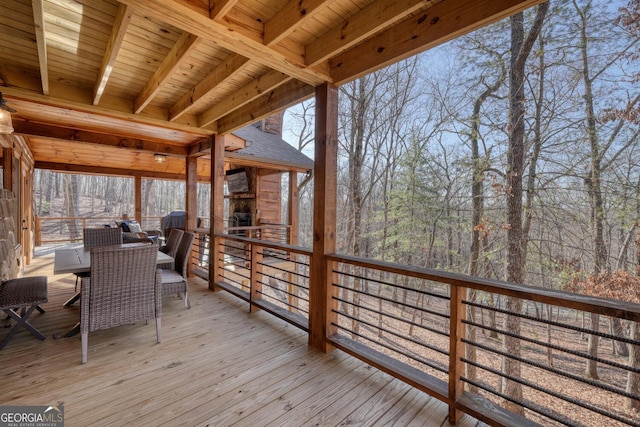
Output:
top-left (0, 189), bottom-right (19, 281)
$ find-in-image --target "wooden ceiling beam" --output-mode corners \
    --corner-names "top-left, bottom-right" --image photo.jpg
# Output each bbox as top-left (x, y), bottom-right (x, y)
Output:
top-left (3, 87), bottom-right (212, 142)
top-left (13, 121), bottom-right (189, 157)
top-left (330, 0), bottom-right (545, 84)
top-left (169, 53), bottom-right (250, 121)
top-left (93, 4), bottom-right (133, 106)
top-left (216, 79), bottom-right (314, 134)
top-left (134, 32), bottom-right (203, 114)
top-left (188, 132), bottom-right (245, 155)
top-left (264, 0), bottom-right (333, 46)
top-left (305, 0), bottom-right (432, 66)
top-left (117, 0), bottom-right (329, 85)
top-left (34, 161), bottom-right (201, 181)
top-left (198, 70), bottom-right (291, 128)
top-left (210, 0), bottom-right (240, 21)
top-left (31, 0), bottom-right (49, 95)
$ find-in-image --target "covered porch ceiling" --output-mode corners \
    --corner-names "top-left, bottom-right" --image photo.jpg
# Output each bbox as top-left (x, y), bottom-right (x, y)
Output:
top-left (0, 0), bottom-right (544, 176)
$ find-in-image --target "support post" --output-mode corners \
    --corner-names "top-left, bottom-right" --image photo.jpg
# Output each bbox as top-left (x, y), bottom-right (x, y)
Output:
top-left (250, 242), bottom-right (263, 312)
top-left (134, 175), bottom-right (142, 223)
top-left (186, 155), bottom-right (198, 231)
top-left (448, 285), bottom-right (467, 423)
top-left (287, 171), bottom-right (299, 312)
top-left (309, 83), bottom-right (338, 353)
top-left (210, 135), bottom-right (225, 291)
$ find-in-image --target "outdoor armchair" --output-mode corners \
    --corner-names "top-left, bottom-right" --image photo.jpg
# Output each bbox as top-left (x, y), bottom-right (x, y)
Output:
top-left (80, 245), bottom-right (162, 364)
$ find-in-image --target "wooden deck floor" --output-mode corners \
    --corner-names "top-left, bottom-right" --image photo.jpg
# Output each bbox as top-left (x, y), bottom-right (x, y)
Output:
top-left (1, 252), bottom-right (484, 427)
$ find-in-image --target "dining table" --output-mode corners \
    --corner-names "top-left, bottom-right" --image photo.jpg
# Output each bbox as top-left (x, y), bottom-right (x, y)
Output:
top-left (53, 243), bottom-right (174, 337)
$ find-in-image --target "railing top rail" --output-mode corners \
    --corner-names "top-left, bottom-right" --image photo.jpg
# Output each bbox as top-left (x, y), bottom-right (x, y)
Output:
top-left (214, 232), bottom-right (312, 257)
top-left (226, 225), bottom-right (291, 231)
top-left (327, 253), bottom-right (640, 322)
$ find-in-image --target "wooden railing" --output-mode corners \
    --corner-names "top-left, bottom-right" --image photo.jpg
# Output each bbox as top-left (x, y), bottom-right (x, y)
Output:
top-left (201, 231), bottom-right (640, 427)
top-left (35, 216), bottom-right (164, 245)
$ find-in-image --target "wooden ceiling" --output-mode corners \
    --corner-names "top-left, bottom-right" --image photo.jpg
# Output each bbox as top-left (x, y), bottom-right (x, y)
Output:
top-left (0, 0), bottom-right (543, 177)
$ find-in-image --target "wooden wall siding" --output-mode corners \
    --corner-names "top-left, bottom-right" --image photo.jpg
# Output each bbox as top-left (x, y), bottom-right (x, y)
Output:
top-left (257, 169), bottom-right (282, 225)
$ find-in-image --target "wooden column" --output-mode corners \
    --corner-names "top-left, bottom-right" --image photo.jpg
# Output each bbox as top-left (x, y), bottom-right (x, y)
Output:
top-left (186, 155), bottom-right (198, 231)
top-left (309, 83), bottom-right (338, 352)
top-left (134, 175), bottom-right (142, 223)
top-left (210, 135), bottom-right (225, 291)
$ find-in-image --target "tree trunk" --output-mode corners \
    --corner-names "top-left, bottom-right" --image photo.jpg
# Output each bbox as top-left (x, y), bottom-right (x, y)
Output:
top-left (501, 4), bottom-right (548, 415)
top-left (627, 321), bottom-right (640, 411)
top-left (585, 313), bottom-right (600, 380)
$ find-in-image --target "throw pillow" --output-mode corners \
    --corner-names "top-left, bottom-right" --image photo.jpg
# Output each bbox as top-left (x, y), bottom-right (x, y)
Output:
top-left (128, 222), bottom-right (142, 233)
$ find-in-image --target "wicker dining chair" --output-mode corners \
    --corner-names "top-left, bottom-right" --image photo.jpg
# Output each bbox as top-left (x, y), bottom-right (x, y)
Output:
top-left (161, 231), bottom-right (195, 308)
top-left (71, 227), bottom-right (125, 297)
top-left (80, 244), bottom-right (162, 364)
top-left (158, 229), bottom-right (183, 270)
top-left (160, 229), bottom-right (184, 258)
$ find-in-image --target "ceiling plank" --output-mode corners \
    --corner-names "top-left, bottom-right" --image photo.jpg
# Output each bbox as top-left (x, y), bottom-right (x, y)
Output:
top-left (264, 0), bottom-right (333, 46)
top-left (117, 0), bottom-right (329, 85)
top-left (31, 0), bottom-right (49, 95)
top-left (93, 4), bottom-right (133, 106)
top-left (169, 53), bottom-right (250, 121)
top-left (216, 79), bottom-right (314, 134)
top-left (13, 121), bottom-right (190, 156)
top-left (210, 0), bottom-right (240, 21)
top-left (330, 0), bottom-right (545, 84)
top-left (305, 0), bottom-right (433, 66)
top-left (134, 32), bottom-right (203, 114)
top-left (198, 70), bottom-right (292, 128)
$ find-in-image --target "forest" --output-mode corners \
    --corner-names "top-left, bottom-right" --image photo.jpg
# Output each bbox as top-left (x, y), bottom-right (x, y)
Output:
top-left (282, 0), bottom-right (640, 295)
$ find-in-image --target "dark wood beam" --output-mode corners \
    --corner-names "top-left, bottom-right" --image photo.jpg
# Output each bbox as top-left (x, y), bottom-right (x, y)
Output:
top-left (13, 121), bottom-right (189, 156)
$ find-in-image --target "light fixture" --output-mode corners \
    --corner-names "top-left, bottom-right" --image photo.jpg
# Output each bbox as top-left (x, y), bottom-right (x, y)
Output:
top-left (154, 153), bottom-right (167, 163)
top-left (0, 92), bottom-right (16, 135)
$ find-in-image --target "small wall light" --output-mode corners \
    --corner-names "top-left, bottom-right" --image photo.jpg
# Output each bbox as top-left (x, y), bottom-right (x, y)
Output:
top-left (154, 153), bottom-right (167, 163)
top-left (0, 92), bottom-right (16, 135)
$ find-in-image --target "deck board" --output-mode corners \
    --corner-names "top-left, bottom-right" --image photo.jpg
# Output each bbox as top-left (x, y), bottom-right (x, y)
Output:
top-left (0, 252), bottom-right (480, 427)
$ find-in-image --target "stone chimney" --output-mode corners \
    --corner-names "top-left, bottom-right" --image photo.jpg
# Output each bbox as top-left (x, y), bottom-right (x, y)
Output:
top-left (260, 111), bottom-right (284, 136)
